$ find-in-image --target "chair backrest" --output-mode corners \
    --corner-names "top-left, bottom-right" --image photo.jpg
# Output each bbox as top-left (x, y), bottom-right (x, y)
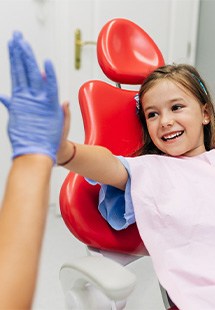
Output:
top-left (59, 18), bottom-right (165, 255)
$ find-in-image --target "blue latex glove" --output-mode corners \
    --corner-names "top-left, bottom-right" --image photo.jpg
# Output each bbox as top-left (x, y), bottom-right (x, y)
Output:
top-left (0, 32), bottom-right (64, 163)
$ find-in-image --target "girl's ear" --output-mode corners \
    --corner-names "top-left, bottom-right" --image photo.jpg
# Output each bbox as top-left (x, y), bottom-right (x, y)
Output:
top-left (202, 104), bottom-right (210, 125)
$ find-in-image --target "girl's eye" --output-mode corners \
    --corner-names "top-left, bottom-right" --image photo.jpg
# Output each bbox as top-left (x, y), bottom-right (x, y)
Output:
top-left (172, 104), bottom-right (183, 111)
top-left (147, 111), bottom-right (158, 119)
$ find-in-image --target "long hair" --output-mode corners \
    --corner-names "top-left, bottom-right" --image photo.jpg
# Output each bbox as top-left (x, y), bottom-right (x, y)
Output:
top-left (137, 64), bottom-right (215, 155)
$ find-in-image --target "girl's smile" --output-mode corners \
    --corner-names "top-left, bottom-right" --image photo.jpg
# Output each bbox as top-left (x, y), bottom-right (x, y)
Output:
top-left (161, 130), bottom-right (184, 142)
top-left (142, 80), bottom-right (210, 157)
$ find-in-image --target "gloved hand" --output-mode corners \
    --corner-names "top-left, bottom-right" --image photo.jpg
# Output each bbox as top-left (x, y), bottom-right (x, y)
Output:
top-left (0, 31), bottom-right (64, 163)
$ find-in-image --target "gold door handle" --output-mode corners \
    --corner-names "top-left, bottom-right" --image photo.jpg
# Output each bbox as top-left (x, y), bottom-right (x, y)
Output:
top-left (75, 29), bottom-right (96, 70)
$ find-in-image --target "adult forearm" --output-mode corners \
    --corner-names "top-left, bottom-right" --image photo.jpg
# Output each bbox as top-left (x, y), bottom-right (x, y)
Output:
top-left (0, 155), bottom-right (52, 309)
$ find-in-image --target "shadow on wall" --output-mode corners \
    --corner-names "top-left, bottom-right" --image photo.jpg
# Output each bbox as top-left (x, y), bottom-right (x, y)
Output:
top-left (195, 0), bottom-right (215, 100)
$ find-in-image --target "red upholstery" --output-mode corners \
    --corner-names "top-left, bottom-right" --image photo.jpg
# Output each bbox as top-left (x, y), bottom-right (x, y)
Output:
top-left (97, 18), bottom-right (165, 84)
top-left (60, 81), bottom-right (147, 254)
top-left (60, 19), bottom-right (164, 255)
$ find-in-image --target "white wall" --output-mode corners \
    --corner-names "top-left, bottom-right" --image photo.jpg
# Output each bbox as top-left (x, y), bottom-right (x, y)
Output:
top-left (0, 0), bottom-right (58, 200)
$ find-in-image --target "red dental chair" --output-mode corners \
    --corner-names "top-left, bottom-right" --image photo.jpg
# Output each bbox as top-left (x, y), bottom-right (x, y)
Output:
top-left (59, 18), bottom-right (178, 310)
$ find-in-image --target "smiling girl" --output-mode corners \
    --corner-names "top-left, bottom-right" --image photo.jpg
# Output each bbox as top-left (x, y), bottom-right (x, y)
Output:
top-left (58, 64), bottom-right (215, 309)
top-left (137, 64), bottom-right (215, 157)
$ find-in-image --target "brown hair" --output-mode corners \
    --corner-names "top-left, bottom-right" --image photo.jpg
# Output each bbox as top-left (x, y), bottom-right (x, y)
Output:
top-left (137, 64), bottom-right (215, 155)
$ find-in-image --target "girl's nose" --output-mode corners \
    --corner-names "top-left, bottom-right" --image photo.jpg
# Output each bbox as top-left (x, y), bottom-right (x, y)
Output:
top-left (161, 115), bottom-right (174, 128)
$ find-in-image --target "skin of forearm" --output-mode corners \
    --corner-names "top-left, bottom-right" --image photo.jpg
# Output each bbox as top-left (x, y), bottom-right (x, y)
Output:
top-left (59, 142), bottom-right (128, 190)
top-left (0, 155), bottom-right (53, 309)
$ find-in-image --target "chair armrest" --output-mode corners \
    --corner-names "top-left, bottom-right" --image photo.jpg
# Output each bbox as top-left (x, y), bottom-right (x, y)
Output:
top-left (60, 256), bottom-right (136, 301)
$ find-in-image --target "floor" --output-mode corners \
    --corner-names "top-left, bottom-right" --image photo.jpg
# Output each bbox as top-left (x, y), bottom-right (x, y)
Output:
top-left (32, 206), bottom-right (166, 310)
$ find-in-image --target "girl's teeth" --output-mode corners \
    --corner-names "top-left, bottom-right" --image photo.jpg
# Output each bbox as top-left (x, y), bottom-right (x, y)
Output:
top-left (163, 131), bottom-right (183, 141)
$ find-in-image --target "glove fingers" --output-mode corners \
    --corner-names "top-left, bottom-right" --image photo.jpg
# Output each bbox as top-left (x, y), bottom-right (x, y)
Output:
top-left (8, 41), bottom-right (18, 90)
top-left (9, 36), bottom-right (28, 91)
top-left (44, 60), bottom-right (59, 106)
top-left (0, 95), bottom-right (11, 109)
top-left (17, 39), bottom-right (43, 93)
top-left (13, 31), bottom-right (23, 41)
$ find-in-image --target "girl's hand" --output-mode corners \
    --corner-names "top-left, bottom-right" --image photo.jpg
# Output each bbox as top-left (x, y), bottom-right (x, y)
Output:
top-left (57, 101), bottom-right (73, 165)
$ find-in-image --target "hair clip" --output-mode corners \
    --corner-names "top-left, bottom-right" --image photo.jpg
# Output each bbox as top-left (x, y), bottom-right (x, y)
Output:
top-left (134, 94), bottom-right (140, 113)
top-left (192, 74), bottom-right (207, 95)
top-left (198, 80), bottom-right (207, 95)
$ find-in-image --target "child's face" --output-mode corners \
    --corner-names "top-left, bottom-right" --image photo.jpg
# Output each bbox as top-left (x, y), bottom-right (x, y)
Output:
top-left (141, 79), bottom-right (209, 157)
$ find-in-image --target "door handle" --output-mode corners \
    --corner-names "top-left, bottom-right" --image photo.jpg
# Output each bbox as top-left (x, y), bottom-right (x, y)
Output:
top-left (75, 29), bottom-right (96, 69)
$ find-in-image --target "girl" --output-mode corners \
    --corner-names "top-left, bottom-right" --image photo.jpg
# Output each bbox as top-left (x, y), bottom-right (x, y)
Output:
top-left (57, 64), bottom-right (215, 309)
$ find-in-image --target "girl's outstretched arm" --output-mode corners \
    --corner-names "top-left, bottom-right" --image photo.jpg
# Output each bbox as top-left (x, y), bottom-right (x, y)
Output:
top-left (57, 103), bottom-right (128, 191)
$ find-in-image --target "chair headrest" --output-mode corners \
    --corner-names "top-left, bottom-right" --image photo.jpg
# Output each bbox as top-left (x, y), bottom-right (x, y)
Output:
top-left (97, 18), bottom-right (165, 85)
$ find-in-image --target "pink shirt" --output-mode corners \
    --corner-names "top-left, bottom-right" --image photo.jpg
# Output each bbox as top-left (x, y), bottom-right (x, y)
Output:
top-left (123, 150), bottom-right (215, 309)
